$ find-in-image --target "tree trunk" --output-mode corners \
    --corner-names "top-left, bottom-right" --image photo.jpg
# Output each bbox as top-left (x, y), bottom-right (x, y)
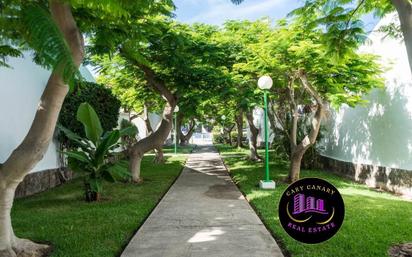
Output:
top-left (179, 119), bottom-right (195, 146)
top-left (235, 110), bottom-right (244, 148)
top-left (0, 182), bottom-right (50, 256)
top-left (128, 65), bottom-right (177, 182)
top-left (130, 153), bottom-right (143, 183)
top-left (288, 71), bottom-right (324, 183)
top-left (130, 103), bottom-right (173, 181)
top-left (246, 111), bottom-right (262, 161)
top-left (391, 0), bottom-right (412, 74)
top-left (0, 2), bottom-right (84, 255)
top-left (142, 105), bottom-right (164, 164)
top-left (267, 104), bottom-right (277, 142)
top-left (224, 124), bottom-right (235, 146)
top-left (153, 148), bottom-right (164, 164)
top-left (289, 150), bottom-right (305, 183)
top-left (176, 113), bottom-right (183, 146)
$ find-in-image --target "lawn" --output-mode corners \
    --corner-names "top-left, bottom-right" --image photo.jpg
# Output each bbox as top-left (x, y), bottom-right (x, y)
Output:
top-left (217, 144), bottom-right (412, 257)
top-left (12, 145), bottom-right (193, 257)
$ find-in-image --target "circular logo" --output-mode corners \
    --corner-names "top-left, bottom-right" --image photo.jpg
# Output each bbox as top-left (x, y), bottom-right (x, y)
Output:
top-left (278, 178), bottom-right (344, 244)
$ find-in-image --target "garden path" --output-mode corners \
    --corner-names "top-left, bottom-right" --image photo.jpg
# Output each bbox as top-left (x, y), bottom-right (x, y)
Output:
top-left (121, 145), bottom-right (283, 257)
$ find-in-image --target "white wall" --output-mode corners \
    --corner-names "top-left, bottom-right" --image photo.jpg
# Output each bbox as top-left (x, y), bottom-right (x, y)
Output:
top-left (118, 112), bottom-right (166, 140)
top-left (246, 107), bottom-right (274, 144)
top-left (319, 13), bottom-right (412, 170)
top-left (0, 53), bottom-right (95, 173)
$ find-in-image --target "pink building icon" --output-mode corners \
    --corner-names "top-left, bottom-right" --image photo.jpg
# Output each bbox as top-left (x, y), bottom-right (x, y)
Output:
top-left (292, 194), bottom-right (328, 214)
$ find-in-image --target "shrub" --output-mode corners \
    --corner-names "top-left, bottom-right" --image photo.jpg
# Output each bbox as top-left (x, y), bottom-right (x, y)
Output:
top-left (230, 131), bottom-right (238, 145)
top-left (59, 103), bottom-right (135, 202)
top-left (212, 132), bottom-right (225, 144)
top-left (59, 82), bottom-right (121, 145)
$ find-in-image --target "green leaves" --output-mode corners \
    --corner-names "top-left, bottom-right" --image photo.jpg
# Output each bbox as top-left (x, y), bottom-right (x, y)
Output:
top-left (106, 161), bottom-right (130, 181)
top-left (21, 4), bottom-right (81, 89)
top-left (69, 0), bottom-right (130, 18)
top-left (89, 178), bottom-right (102, 193)
top-left (57, 124), bottom-right (92, 150)
top-left (58, 81), bottom-right (121, 147)
top-left (120, 125), bottom-right (138, 137)
top-left (64, 150), bottom-right (90, 163)
top-left (61, 102), bottom-right (130, 196)
top-left (77, 103), bottom-right (103, 145)
top-left (0, 45), bottom-right (22, 68)
top-left (95, 130), bottom-right (120, 163)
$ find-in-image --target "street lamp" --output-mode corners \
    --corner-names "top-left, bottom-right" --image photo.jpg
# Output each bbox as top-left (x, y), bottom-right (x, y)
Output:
top-left (258, 75), bottom-right (276, 189)
top-left (221, 115), bottom-right (226, 143)
top-left (174, 105), bottom-right (179, 154)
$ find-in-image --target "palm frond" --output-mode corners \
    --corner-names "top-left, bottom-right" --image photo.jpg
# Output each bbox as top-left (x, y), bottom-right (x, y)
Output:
top-left (230, 0), bottom-right (244, 5)
top-left (21, 4), bottom-right (81, 90)
top-left (0, 45), bottom-right (22, 68)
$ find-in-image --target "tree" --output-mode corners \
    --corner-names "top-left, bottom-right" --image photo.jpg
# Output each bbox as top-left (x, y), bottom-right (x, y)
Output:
top-left (0, 2), bottom-right (84, 255)
top-left (250, 19), bottom-right (383, 182)
top-left (216, 19), bottom-right (273, 158)
top-left (245, 111), bottom-right (262, 160)
top-left (96, 54), bottom-right (167, 163)
top-left (0, 1), bottom-right (168, 255)
top-left (292, 0), bottom-right (412, 74)
top-left (94, 20), bottom-right (231, 182)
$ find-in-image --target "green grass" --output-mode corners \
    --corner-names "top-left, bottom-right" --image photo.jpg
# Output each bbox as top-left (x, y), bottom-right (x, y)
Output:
top-left (12, 145), bottom-right (193, 257)
top-left (217, 144), bottom-right (412, 257)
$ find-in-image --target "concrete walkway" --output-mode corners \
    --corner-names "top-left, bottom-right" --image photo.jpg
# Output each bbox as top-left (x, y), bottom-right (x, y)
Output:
top-left (121, 145), bottom-right (284, 257)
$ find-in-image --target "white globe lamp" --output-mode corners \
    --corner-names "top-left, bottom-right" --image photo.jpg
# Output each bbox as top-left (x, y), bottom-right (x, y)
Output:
top-left (258, 75), bottom-right (273, 90)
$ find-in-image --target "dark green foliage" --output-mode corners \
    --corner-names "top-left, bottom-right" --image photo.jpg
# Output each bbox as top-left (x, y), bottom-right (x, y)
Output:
top-left (212, 132), bottom-right (225, 144)
top-left (0, 45), bottom-right (22, 67)
top-left (59, 81), bottom-right (121, 144)
top-left (59, 103), bottom-right (133, 200)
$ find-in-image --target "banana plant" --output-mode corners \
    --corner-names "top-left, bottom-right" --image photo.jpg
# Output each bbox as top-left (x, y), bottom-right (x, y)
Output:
top-left (59, 102), bottom-right (137, 201)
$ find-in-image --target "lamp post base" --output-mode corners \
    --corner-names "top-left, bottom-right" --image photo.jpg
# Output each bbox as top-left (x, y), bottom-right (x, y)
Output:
top-left (259, 180), bottom-right (276, 189)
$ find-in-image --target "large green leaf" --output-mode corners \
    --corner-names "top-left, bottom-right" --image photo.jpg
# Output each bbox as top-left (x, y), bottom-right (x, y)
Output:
top-left (68, 158), bottom-right (90, 174)
top-left (89, 178), bottom-right (103, 193)
top-left (105, 160), bottom-right (130, 181)
top-left (76, 103), bottom-right (103, 145)
top-left (64, 150), bottom-right (91, 163)
top-left (57, 124), bottom-right (92, 150)
top-left (95, 130), bottom-right (120, 164)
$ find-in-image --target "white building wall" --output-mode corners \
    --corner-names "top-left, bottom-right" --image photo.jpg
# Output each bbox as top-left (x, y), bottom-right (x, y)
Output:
top-left (0, 53), bottom-right (95, 173)
top-left (118, 112), bottom-right (167, 140)
top-left (319, 13), bottom-right (412, 170)
top-left (246, 107), bottom-right (274, 144)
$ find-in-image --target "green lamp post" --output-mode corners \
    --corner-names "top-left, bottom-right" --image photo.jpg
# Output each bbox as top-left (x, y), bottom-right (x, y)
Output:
top-left (258, 75), bottom-right (276, 189)
top-left (221, 115), bottom-right (226, 143)
top-left (174, 105), bottom-right (179, 155)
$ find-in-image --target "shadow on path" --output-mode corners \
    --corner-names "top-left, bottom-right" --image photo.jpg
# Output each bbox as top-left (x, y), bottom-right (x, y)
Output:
top-left (121, 145), bottom-right (283, 257)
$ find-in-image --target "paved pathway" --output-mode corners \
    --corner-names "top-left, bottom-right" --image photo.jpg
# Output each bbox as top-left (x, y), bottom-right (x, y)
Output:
top-left (121, 145), bottom-right (284, 257)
